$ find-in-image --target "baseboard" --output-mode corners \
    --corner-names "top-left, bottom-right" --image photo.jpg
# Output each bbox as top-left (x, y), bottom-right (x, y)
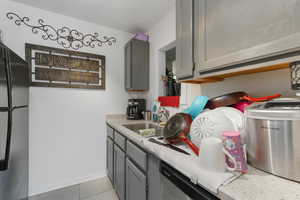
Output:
top-left (29, 172), bottom-right (107, 197)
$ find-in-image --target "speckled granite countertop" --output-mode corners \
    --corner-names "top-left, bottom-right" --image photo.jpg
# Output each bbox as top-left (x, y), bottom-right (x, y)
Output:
top-left (106, 115), bottom-right (300, 200)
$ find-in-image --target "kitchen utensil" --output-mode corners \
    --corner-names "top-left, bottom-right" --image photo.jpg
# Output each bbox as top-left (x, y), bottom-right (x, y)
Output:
top-left (207, 92), bottom-right (281, 111)
top-left (148, 138), bottom-right (190, 155)
top-left (198, 137), bottom-right (237, 172)
top-left (206, 92), bottom-right (248, 109)
top-left (223, 131), bottom-right (247, 173)
top-left (245, 97), bottom-right (300, 182)
top-left (164, 113), bottom-right (199, 155)
top-left (234, 94), bottom-right (282, 112)
top-left (183, 96), bottom-right (209, 119)
top-left (233, 101), bottom-right (252, 112)
top-left (142, 110), bottom-right (152, 121)
top-left (190, 109), bottom-right (236, 147)
top-left (243, 93), bottom-right (281, 102)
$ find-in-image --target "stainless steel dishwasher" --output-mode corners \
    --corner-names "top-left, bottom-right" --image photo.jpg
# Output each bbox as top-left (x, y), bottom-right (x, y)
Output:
top-left (160, 161), bottom-right (220, 200)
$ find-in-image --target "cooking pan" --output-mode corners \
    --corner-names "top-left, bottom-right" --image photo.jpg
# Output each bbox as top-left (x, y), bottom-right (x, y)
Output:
top-left (163, 113), bottom-right (199, 155)
top-left (206, 92), bottom-right (281, 109)
top-left (206, 92), bottom-right (248, 109)
top-left (234, 93), bottom-right (282, 112)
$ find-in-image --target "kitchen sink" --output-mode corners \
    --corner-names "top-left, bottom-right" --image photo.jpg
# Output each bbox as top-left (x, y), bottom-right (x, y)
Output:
top-left (122, 123), bottom-right (163, 138)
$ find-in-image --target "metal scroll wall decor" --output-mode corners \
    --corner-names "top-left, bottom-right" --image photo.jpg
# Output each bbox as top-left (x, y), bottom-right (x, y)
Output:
top-left (6, 12), bottom-right (117, 50)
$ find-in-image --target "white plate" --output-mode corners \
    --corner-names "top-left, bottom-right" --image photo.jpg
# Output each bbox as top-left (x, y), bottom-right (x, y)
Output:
top-left (190, 109), bottom-right (236, 147)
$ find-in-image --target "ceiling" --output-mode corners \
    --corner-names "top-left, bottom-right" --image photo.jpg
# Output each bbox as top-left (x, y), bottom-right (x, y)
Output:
top-left (11, 0), bottom-right (175, 33)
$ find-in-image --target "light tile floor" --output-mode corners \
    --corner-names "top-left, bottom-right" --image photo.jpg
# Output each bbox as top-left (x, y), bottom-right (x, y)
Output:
top-left (29, 177), bottom-right (119, 200)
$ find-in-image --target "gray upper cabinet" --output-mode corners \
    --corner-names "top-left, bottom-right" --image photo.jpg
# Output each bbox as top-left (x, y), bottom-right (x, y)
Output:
top-left (114, 145), bottom-right (125, 200)
top-left (176, 0), bottom-right (195, 80)
top-left (125, 39), bottom-right (149, 91)
top-left (126, 158), bottom-right (147, 200)
top-left (194, 0), bottom-right (300, 73)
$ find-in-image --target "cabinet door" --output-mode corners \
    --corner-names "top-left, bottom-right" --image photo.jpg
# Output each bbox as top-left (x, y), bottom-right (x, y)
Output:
top-left (126, 158), bottom-right (147, 200)
top-left (106, 138), bottom-right (114, 184)
top-left (114, 145), bottom-right (125, 200)
top-left (131, 40), bottom-right (149, 90)
top-left (176, 0), bottom-right (194, 80)
top-left (148, 154), bottom-right (162, 200)
top-left (125, 42), bottom-right (132, 90)
top-left (195, 0), bottom-right (300, 71)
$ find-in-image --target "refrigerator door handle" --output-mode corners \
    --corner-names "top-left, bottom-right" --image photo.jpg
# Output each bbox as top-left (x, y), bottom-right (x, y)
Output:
top-left (0, 48), bottom-right (12, 171)
top-left (0, 107), bottom-right (9, 112)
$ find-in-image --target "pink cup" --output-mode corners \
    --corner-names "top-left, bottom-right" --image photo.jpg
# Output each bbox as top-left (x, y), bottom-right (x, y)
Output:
top-left (223, 131), bottom-right (248, 173)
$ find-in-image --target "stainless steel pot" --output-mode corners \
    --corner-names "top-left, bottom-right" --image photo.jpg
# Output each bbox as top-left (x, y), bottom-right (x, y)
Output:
top-left (245, 98), bottom-right (300, 182)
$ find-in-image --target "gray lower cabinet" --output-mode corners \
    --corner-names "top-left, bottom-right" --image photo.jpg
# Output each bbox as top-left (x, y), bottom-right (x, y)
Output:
top-left (126, 158), bottom-right (147, 200)
top-left (148, 154), bottom-right (162, 200)
top-left (106, 138), bottom-right (114, 184)
top-left (125, 39), bottom-right (149, 91)
top-left (106, 125), bottom-right (162, 200)
top-left (114, 145), bottom-right (125, 200)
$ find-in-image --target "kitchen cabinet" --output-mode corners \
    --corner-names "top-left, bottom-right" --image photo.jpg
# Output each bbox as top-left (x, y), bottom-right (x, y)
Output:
top-left (194, 0), bottom-right (300, 74)
top-left (176, 0), bottom-right (300, 80)
top-left (114, 145), bottom-right (125, 200)
top-left (148, 154), bottom-right (162, 200)
top-left (126, 158), bottom-right (147, 200)
top-left (106, 137), bottom-right (114, 184)
top-left (106, 124), bottom-right (164, 200)
top-left (125, 39), bottom-right (149, 91)
top-left (176, 0), bottom-right (194, 80)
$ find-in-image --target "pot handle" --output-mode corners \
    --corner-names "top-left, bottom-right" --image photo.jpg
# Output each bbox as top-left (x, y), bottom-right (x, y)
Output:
top-left (182, 137), bottom-right (199, 156)
top-left (243, 94), bottom-right (281, 102)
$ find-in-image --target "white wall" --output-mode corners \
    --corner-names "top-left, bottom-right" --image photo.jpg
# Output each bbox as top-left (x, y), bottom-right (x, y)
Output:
top-left (0, 0), bottom-right (132, 196)
top-left (200, 69), bottom-right (294, 98)
top-left (147, 6), bottom-right (176, 108)
top-left (146, 5), bottom-right (202, 113)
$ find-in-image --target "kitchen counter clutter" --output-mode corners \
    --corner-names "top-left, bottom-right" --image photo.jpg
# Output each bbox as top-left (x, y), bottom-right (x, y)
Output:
top-left (106, 114), bottom-right (300, 200)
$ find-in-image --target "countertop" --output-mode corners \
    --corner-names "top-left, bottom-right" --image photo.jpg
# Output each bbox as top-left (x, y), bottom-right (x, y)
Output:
top-left (106, 115), bottom-right (300, 200)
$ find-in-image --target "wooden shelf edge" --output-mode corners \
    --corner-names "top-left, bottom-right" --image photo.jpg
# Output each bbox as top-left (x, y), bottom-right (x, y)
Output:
top-left (181, 62), bottom-right (290, 84)
top-left (126, 90), bottom-right (147, 92)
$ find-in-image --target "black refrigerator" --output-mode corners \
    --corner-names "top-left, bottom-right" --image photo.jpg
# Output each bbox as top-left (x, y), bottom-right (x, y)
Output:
top-left (0, 43), bottom-right (29, 200)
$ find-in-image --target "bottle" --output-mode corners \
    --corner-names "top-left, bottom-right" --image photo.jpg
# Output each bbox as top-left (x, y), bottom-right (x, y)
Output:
top-left (152, 100), bottom-right (160, 122)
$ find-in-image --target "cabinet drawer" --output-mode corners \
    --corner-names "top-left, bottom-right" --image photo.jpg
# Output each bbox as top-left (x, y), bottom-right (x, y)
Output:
top-left (107, 125), bottom-right (114, 139)
top-left (126, 141), bottom-right (147, 171)
top-left (115, 131), bottom-right (126, 150)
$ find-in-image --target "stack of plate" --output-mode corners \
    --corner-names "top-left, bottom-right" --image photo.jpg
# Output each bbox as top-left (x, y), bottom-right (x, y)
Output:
top-left (190, 107), bottom-right (245, 147)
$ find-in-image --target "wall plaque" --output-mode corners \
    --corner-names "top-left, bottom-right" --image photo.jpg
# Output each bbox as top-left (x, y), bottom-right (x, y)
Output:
top-left (25, 43), bottom-right (105, 89)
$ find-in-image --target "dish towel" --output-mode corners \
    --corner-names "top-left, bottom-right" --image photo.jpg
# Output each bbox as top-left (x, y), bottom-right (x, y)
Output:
top-left (142, 138), bottom-right (241, 194)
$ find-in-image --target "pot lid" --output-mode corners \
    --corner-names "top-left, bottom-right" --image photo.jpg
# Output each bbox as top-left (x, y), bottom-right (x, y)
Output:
top-left (246, 97), bottom-right (300, 120)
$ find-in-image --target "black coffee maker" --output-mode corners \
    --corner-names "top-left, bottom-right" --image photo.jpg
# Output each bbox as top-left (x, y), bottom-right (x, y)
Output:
top-left (126, 99), bottom-right (146, 120)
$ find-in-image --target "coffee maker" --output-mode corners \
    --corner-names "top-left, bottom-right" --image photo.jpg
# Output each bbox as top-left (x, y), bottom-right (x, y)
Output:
top-left (126, 99), bottom-right (146, 120)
